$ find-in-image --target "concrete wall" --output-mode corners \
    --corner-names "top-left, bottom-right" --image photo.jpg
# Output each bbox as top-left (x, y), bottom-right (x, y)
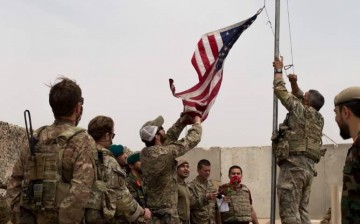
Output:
top-left (180, 143), bottom-right (349, 219)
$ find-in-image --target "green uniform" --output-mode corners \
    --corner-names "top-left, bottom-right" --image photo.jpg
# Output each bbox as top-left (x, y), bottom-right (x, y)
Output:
top-left (141, 119), bottom-right (202, 224)
top-left (274, 78), bottom-right (324, 224)
top-left (188, 176), bottom-right (217, 224)
top-left (341, 132), bottom-right (360, 224)
top-left (177, 176), bottom-right (190, 224)
top-left (126, 172), bottom-right (147, 208)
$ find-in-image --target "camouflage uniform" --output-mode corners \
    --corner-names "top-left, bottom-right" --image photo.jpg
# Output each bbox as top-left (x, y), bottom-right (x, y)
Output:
top-left (141, 119), bottom-right (202, 224)
top-left (341, 132), bottom-right (360, 224)
top-left (0, 188), bottom-right (11, 224)
top-left (218, 184), bottom-right (252, 224)
top-left (188, 176), bottom-right (217, 224)
top-left (126, 173), bottom-right (147, 208)
top-left (177, 176), bottom-right (190, 224)
top-left (86, 146), bottom-right (145, 224)
top-left (274, 78), bottom-right (324, 224)
top-left (7, 120), bottom-right (97, 224)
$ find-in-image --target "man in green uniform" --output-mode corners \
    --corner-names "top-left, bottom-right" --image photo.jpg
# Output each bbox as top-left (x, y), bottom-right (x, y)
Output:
top-left (126, 152), bottom-right (147, 208)
top-left (188, 159), bottom-right (217, 224)
top-left (176, 159), bottom-right (191, 224)
top-left (218, 165), bottom-right (259, 224)
top-left (7, 77), bottom-right (97, 224)
top-left (87, 116), bottom-right (151, 224)
top-left (140, 114), bottom-right (202, 224)
top-left (273, 57), bottom-right (325, 224)
top-left (110, 144), bottom-right (130, 174)
top-left (333, 86), bottom-right (360, 224)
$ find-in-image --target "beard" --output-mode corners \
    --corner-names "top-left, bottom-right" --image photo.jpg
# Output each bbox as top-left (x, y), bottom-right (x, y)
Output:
top-left (339, 122), bottom-right (351, 139)
top-left (160, 134), bottom-right (167, 144)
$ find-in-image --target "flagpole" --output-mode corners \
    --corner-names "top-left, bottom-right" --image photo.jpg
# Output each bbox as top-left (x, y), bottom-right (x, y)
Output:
top-left (270, 0), bottom-right (280, 223)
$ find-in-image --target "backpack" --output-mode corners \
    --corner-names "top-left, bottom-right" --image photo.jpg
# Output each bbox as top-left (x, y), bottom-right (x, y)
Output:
top-left (20, 126), bottom-right (85, 211)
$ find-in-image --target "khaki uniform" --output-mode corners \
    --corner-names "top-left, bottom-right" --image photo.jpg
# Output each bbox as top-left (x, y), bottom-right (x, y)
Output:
top-left (0, 188), bottom-right (11, 224)
top-left (85, 146), bottom-right (145, 224)
top-left (218, 184), bottom-right (252, 223)
top-left (188, 176), bottom-right (217, 224)
top-left (274, 78), bottom-right (324, 224)
top-left (7, 120), bottom-right (97, 224)
top-left (177, 176), bottom-right (190, 224)
top-left (141, 119), bottom-right (202, 224)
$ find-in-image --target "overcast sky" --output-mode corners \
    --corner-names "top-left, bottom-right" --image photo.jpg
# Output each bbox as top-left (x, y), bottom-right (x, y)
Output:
top-left (1, 0), bottom-right (359, 151)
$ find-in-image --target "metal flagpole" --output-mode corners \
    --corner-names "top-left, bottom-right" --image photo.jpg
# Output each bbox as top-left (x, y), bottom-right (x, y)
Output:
top-left (270, 0), bottom-right (281, 223)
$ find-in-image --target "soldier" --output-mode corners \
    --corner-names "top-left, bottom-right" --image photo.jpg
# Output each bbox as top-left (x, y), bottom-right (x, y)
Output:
top-left (333, 87), bottom-right (360, 224)
top-left (273, 57), bottom-right (325, 224)
top-left (218, 165), bottom-right (259, 224)
top-left (140, 114), bottom-right (202, 224)
top-left (126, 152), bottom-right (147, 208)
top-left (87, 116), bottom-right (151, 224)
top-left (188, 159), bottom-right (217, 224)
top-left (109, 144), bottom-right (130, 173)
top-left (176, 159), bottom-right (191, 224)
top-left (0, 186), bottom-right (11, 224)
top-left (7, 77), bottom-right (97, 223)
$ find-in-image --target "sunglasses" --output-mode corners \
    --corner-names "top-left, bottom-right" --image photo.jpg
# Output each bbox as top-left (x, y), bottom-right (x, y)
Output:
top-left (110, 132), bottom-right (116, 139)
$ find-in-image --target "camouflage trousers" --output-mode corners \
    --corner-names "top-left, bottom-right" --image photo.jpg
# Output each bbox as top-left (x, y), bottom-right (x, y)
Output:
top-left (10, 206), bottom-right (58, 224)
top-left (277, 164), bottom-right (314, 224)
top-left (150, 208), bottom-right (181, 224)
top-left (0, 193), bottom-right (11, 224)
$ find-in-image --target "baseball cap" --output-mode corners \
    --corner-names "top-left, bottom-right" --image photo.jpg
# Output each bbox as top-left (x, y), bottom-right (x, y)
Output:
top-left (334, 86), bottom-right (360, 106)
top-left (140, 115), bottom-right (164, 142)
top-left (177, 159), bottom-right (189, 168)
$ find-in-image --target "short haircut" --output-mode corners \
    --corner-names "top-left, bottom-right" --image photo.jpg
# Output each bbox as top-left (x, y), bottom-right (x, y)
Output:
top-left (308, 89), bottom-right (325, 111)
top-left (88, 116), bottom-right (114, 141)
top-left (49, 77), bottom-right (82, 117)
top-left (197, 159), bottom-right (211, 170)
top-left (228, 165), bottom-right (242, 176)
top-left (339, 102), bottom-right (360, 118)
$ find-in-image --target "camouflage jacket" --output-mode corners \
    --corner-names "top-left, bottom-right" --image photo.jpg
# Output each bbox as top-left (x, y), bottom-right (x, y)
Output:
top-left (99, 147), bottom-right (144, 223)
top-left (140, 118), bottom-right (202, 217)
top-left (341, 132), bottom-right (360, 224)
top-left (188, 176), bottom-right (216, 224)
top-left (218, 183), bottom-right (252, 223)
top-left (126, 172), bottom-right (147, 208)
top-left (274, 78), bottom-right (324, 171)
top-left (177, 176), bottom-right (190, 222)
top-left (7, 120), bottom-right (97, 224)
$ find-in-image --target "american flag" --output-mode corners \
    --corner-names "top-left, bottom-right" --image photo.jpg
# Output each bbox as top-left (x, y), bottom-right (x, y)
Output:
top-left (169, 10), bottom-right (261, 121)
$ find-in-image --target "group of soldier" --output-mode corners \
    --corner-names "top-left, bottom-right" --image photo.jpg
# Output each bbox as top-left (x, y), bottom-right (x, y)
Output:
top-left (1, 56), bottom-right (360, 224)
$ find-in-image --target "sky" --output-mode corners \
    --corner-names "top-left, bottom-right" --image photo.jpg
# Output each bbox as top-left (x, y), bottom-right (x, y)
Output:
top-left (1, 0), bottom-right (359, 151)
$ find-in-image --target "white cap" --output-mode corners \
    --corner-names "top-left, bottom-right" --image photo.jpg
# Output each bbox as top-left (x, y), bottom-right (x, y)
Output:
top-left (140, 125), bottom-right (158, 142)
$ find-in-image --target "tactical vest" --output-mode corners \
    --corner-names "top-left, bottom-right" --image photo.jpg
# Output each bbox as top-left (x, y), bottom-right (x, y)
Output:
top-left (276, 107), bottom-right (324, 162)
top-left (85, 148), bottom-right (122, 222)
top-left (221, 185), bottom-right (252, 222)
top-left (20, 126), bottom-right (85, 211)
